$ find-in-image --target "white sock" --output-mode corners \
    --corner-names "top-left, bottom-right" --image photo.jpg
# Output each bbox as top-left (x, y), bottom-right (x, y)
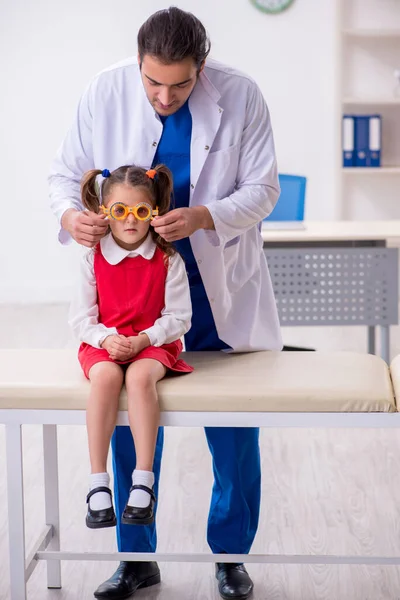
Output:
top-left (89, 472), bottom-right (112, 511)
top-left (128, 470), bottom-right (155, 508)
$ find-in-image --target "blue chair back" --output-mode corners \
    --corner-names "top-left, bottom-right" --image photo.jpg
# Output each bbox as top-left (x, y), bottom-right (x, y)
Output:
top-left (264, 174), bottom-right (307, 221)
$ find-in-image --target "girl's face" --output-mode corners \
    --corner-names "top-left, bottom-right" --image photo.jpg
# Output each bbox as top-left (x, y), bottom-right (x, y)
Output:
top-left (104, 184), bottom-right (153, 251)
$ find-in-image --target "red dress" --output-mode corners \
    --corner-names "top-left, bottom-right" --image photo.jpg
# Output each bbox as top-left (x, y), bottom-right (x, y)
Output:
top-left (78, 245), bottom-right (193, 379)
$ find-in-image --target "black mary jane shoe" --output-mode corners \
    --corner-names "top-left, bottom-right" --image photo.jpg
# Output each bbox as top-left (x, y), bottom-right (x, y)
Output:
top-left (121, 484), bottom-right (156, 526)
top-left (86, 486), bottom-right (117, 529)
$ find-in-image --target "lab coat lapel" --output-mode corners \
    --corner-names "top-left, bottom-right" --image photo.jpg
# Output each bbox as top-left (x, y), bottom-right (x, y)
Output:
top-left (135, 83), bottom-right (163, 169)
top-left (189, 71), bottom-right (222, 200)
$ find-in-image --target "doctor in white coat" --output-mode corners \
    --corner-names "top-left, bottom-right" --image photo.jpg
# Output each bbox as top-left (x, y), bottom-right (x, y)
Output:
top-left (49, 7), bottom-right (282, 600)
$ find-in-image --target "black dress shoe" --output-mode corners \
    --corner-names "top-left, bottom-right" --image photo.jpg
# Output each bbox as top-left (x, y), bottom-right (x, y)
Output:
top-left (94, 561), bottom-right (160, 599)
top-left (121, 485), bottom-right (156, 526)
top-left (86, 487), bottom-right (116, 529)
top-left (216, 563), bottom-right (254, 600)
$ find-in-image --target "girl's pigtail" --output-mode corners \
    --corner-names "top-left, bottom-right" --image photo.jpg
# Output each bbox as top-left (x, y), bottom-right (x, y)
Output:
top-left (81, 169), bottom-right (103, 212)
top-left (150, 164), bottom-right (176, 259)
top-left (152, 164), bottom-right (174, 216)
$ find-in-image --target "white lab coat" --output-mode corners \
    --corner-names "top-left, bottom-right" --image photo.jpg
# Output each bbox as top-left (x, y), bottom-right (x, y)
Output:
top-left (49, 57), bottom-right (282, 352)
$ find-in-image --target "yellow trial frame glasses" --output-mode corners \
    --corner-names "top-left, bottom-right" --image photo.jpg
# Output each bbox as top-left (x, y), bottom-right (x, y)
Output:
top-left (100, 202), bottom-right (159, 222)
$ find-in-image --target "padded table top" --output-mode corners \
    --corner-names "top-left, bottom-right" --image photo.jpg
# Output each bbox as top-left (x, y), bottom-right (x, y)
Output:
top-left (0, 349), bottom-right (396, 413)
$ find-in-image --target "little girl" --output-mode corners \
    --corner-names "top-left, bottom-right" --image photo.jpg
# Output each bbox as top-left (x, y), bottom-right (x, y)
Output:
top-left (69, 164), bottom-right (193, 529)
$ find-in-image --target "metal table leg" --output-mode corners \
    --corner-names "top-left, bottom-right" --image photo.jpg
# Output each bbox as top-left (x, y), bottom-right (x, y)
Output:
top-left (368, 326), bottom-right (376, 355)
top-left (380, 326), bottom-right (390, 364)
top-left (43, 425), bottom-right (62, 588)
top-left (6, 424), bottom-right (27, 600)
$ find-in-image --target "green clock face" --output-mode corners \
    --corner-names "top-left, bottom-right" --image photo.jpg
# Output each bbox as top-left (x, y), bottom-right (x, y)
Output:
top-left (251, 0), bottom-right (295, 13)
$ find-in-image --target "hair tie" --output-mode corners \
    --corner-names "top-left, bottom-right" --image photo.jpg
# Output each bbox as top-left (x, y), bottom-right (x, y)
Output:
top-left (101, 169), bottom-right (111, 178)
top-left (146, 169), bottom-right (157, 180)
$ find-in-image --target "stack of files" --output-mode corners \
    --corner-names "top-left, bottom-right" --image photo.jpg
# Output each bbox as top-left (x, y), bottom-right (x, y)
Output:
top-left (342, 114), bottom-right (381, 167)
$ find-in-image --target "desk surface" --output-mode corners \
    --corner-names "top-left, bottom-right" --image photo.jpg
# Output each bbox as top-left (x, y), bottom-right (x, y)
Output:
top-left (262, 221), bottom-right (400, 244)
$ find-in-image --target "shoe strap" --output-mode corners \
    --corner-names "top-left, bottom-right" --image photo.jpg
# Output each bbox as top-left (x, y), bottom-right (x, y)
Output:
top-left (86, 486), bottom-right (112, 503)
top-left (129, 484), bottom-right (156, 502)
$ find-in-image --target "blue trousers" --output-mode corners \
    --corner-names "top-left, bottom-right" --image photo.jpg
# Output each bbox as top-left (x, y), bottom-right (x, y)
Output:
top-left (111, 280), bottom-right (261, 554)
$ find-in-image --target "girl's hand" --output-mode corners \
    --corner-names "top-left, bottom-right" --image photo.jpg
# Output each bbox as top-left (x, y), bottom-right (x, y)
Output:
top-left (101, 334), bottom-right (132, 361)
top-left (127, 333), bottom-right (151, 358)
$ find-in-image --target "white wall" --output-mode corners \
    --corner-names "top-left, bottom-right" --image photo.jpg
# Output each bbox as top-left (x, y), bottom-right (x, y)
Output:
top-left (0, 0), bottom-right (338, 303)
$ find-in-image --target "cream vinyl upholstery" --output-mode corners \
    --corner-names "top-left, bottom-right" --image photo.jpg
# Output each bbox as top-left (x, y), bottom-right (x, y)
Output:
top-left (0, 349), bottom-right (396, 413)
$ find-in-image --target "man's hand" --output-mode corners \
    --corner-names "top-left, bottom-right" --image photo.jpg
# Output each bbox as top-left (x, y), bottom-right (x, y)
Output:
top-left (61, 208), bottom-right (108, 247)
top-left (101, 334), bottom-right (133, 361)
top-left (151, 206), bottom-right (214, 242)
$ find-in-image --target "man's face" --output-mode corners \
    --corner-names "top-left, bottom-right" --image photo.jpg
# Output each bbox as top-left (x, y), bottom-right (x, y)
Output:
top-left (139, 54), bottom-right (203, 116)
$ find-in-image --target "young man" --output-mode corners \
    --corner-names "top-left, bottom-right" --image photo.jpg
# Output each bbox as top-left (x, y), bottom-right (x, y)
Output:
top-left (49, 7), bottom-right (282, 599)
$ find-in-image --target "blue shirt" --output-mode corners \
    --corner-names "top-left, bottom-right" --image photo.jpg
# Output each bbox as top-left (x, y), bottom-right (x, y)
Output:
top-left (153, 101), bottom-right (196, 273)
top-left (152, 101), bottom-right (229, 351)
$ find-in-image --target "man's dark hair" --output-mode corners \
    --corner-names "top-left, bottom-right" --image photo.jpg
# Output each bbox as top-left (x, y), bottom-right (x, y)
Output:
top-left (138, 7), bottom-right (211, 70)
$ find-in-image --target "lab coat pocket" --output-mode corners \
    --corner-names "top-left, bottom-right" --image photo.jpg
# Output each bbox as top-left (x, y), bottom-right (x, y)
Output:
top-left (202, 143), bottom-right (240, 199)
top-left (223, 232), bottom-right (260, 293)
top-left (223, 239), bottom-right (240, 292)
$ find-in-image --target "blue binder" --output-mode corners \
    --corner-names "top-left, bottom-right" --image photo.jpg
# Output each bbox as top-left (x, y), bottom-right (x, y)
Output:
top-left (369, 114), bottom-right (381, 167)
top-left (342, 115), bottom-right (355, 167)
top-left (354, 116), bottom-right (370, 167)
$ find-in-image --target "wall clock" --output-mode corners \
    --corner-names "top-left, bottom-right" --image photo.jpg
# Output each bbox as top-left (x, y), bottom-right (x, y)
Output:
top-left (251, 0), bottom-right (295, 14)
